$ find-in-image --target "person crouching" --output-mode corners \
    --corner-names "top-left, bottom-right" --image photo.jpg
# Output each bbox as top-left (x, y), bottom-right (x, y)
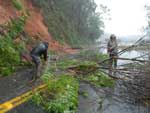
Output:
top-left (30, 41), bottom-right (49, 81)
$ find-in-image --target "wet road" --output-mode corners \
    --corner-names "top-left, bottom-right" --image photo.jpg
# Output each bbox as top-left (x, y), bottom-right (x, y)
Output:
top-left (8, 102), bottom-right (45, 113)
top-left (76, 82), bottom-right (100, 113)
top-left (0, 68), bottom-right (35, 104)
top-left (76, 74), bottom-right (150, 113)
top-left (1, 53), bottom-right (150, 113)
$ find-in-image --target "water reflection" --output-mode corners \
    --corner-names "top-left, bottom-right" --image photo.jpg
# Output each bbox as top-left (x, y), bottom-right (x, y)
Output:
top-left (99, 48), bottom-right (144, 65)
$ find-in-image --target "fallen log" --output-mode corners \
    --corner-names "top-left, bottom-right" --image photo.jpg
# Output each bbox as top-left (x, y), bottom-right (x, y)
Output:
top-left (118, 34), bottom-right (147, 55)
top-left (67, 64), bottom-right (129, 80)
top-left (98, 57), bottom-right (149, 65)
top-left (117, 57), bottom-right (149, 63)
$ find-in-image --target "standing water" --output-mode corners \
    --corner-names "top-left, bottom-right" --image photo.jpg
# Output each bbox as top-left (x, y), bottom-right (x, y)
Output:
top-left (99, 48), bottom-right (144, 65)
top-left (76, 48), bottom-right (150, 113)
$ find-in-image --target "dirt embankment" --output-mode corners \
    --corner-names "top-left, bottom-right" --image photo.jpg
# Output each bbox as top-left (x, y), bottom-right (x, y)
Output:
top-left (0, 0), bottom-right (77, 54)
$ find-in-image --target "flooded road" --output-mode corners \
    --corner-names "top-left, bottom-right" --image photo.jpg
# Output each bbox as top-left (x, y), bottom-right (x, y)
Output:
top-left (77, 49), bottom-right (150, 113)
top-left (100, 48), bottom-right (148, 65)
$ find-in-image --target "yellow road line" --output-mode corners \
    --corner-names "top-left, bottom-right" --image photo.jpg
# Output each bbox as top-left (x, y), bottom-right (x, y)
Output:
top-left (0, 84), bottom-right (47, 113)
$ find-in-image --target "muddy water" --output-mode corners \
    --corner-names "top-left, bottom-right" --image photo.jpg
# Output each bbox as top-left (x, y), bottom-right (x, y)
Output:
top-left (99, 48), bottom-right (146, 65)
top-left (76, 50), bottom-right (150, 113)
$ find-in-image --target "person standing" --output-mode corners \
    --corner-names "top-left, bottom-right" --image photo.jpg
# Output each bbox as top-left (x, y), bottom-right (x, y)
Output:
top-left (107, 34), bottom-right (118, 74)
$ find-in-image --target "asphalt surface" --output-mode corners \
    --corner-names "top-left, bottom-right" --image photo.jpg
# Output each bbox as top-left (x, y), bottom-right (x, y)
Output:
top-left (1, 54), bottom-right (150, 113)
top-left (0, 67), bottom-right (41, 104)
top-left (8, 101), bottom-right (45, 113)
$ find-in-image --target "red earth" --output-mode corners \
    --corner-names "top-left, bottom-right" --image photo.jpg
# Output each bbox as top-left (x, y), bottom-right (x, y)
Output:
top-left (0, 0), bottom-right (77, 54)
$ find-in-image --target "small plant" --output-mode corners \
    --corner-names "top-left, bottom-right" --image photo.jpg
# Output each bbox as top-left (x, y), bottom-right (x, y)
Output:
top-left (12, 0), bottom-right (23, 11)
top-left (79, 91), bottom-right (88, 98)
top-left (98, 97), bottom-right (105, 110)
top-left (8, 16), bottom-right (26, 39)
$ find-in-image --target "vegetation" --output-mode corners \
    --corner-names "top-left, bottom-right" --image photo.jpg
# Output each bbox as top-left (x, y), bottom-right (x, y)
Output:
top-left (32, 0), bottom-right (105, 46)
top-left (0, 0), bottom-right (31, 76)
top-left (49, 51), bottom-right (108, 72)
top-left (65, 60), bottom-right (114, 88)
top-left (0, 37), bottom-right (20, 76)
top-left (12, 0), bottom-right (23, 11)
top-left (7, 16), bottom-right (26, 39)
top-left (0, 16), bottom-right (26, 76)
top-left (49, 52), bottom-right (114, 88)
top-left (31, 51), bottom-right (113, 112)
top-left (32, 74), bottom-right (79, 113)
top-left (78, 71), bottom-right (115, 87)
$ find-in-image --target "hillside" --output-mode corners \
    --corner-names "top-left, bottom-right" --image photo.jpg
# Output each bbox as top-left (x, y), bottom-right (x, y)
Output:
top-left (0, 0), bottom-right (73, 52)
top-left (0, 0), bottom-right (73, 76)
top-left (0, 0), bottom-right (103, 75)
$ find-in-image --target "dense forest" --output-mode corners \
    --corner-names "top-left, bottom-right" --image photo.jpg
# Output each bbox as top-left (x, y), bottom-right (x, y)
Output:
top-left (32, 0), bottom-right (104, 46)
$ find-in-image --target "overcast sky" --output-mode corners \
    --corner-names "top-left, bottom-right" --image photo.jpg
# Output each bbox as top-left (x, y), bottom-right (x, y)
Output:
top-left (95, 0), bottom-right (150, 37)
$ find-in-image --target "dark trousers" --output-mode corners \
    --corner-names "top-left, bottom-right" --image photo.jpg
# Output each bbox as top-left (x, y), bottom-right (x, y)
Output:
top-left (31, 54), bottom-right (42, 80)
top-left (109, 54), bottom-right (118, 75)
